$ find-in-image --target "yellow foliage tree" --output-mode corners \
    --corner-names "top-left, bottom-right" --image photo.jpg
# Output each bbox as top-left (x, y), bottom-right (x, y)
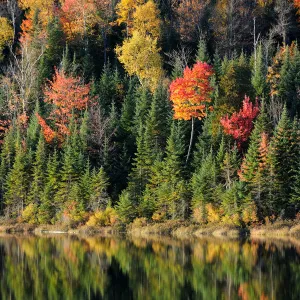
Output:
top-left (0, 17), bottom-right (14, 58)
top-left (18, 0), bottom-right (55, 28)
top-left (116, 30), bottom-right (163, 88)
top-left (116, 0), bottom-right (145, 36)
top-left (116, 0), bottom-right (163, 90)
top-left (133, 0), bottom-right (161, 39)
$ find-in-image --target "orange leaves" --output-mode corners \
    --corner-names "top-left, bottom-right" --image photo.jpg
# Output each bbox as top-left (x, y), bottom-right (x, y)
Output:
top-left (169, 61), bottom-right (214, 121)
top-left (40, 68), bottom-right (91, 143)
top-left (36, 113), bottom-right (56, 143)
top-left (220, 96), bottom-right (260, 148)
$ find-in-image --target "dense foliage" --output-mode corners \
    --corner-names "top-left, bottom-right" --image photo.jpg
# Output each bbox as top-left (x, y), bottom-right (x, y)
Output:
top-left (0, 0), bottom-right (300, 226)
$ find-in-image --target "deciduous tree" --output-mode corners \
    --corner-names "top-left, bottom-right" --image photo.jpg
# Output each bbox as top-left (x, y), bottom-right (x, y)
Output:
top-left (170, 61), bottom-right (214, 162)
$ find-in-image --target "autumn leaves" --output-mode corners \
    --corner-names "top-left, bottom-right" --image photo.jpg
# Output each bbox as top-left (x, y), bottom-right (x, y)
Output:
top-left (115, 0), bottom-right (163, 90)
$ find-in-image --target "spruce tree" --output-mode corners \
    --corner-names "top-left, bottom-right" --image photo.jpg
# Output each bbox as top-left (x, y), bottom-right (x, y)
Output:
top-left (89, 167), bottom-right (110, 211)
top-left (251, 44), bottom-right (267, 98)
top-left (38, 151), bottom-right (59, 224)
top-left (143, 121), bottom-right (187, 219)
top-left (28, 133), bottom-right (46, 205)
top-left (195, 37), bottom-right (210, 63)
top-left (4, 139), bottom-right (27, 218)
top-left (266, 106), bottom-right (294, 216)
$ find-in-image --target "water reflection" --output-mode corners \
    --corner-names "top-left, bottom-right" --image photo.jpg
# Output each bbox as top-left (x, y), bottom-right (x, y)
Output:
top-left (0, 234), bottom-right (299, 300)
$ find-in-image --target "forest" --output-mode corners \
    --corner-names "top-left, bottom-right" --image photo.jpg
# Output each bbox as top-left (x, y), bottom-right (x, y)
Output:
top-left (0, 0), bottom-right (300, 227)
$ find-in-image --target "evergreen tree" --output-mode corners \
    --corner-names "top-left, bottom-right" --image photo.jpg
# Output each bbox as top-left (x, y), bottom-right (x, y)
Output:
top-left (251, 44), bottom-right (267, 98)
top-left (116, 190), bottom-right (136, 223)
top-left (196, 37), bottom-right (210, 63)
top-left (38, 151), bottom-right (59, 224)
top-left (4, 139), bottom-right (27, 218)
top-left (28, 133), bottom-right (46, 205)
top-left (89, 167), bottom-right (110, 211)
top-left (266, 106), bottom-right (295, 216)
top-left (143, 121), bottom-right (187, 219)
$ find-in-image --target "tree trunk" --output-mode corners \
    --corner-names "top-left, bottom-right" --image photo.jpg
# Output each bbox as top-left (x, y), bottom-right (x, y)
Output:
top-left (186, 117), bottom-right (194, 164)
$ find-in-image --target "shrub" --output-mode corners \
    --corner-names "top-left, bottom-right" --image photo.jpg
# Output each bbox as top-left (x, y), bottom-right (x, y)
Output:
top-left (22, 203), bottom-right (39, 224)
top-left (241, 201), bottom-right (258, 225)
top-left (206, 203), bottom-right (221, 223)
top-left (86, 207), bottom-right (118, 226)
top-left (132, 217), bottom-right (147, 227)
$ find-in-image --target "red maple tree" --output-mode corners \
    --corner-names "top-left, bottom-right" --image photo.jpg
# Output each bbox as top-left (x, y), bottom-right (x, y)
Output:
top-left (38, 68), bottom-right (91, 143)
top-left (220, 96), bottom-right (259, 149)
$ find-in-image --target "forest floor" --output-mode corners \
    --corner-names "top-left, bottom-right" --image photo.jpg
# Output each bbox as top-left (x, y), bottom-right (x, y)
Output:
top-left (0, 220), bottom-right (299, 240)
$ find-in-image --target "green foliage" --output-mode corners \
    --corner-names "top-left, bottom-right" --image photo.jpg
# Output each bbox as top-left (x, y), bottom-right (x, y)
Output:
top-left (116, 191), bottom-right (136, 223)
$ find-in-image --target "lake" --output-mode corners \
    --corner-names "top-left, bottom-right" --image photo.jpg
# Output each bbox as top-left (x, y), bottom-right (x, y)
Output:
top-left (0, 234), bottom-right (299, 300)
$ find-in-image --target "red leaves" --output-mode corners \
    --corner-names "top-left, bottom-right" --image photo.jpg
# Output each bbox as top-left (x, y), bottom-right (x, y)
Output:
top-left (169, 61), bottom-right (214, 120)
top-left (39, 68), bottom-right (91, 144)
top-left (220, 96), bottom-right (259, 148)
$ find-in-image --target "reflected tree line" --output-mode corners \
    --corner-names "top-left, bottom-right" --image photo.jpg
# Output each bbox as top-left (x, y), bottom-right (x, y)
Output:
top-left (0, 236), bottom-right (299, 300)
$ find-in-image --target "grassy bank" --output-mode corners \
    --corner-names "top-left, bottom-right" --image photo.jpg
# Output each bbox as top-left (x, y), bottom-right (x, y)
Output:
top-left (0, 220), bottom-right (299, 239)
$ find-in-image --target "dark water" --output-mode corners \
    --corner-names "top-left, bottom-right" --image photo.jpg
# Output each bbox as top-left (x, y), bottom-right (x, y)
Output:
top-left (0, 235), bottom-right (299, 300)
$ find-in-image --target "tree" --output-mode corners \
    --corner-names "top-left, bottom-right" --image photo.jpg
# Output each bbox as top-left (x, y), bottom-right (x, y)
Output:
top-left (211, 0), bottom-right (253, 57)
top-left (27, 132), bottom-right (46, 205)
top-left (251, 44), bottom-right (268, 98)
top-left (4, 139), bottom-right (27, 218)
top-left (239, 100), bottom-right (269, 183)
top-left (38, 150), bottom-right (59, 223)
top-left (220, 96), bottom-right (260, 149)
top-left (143, 121), bottom-right (187, 219)
top-left (266, 106), bottom-right (296, 216)
top-left (89, 167), bottom-right (110, 211)
top-left (116, 31), bottom-right (163, 89)
top-left (116, 0), bottom-right (144, 37)
top-left (170, 61), bottom-right (214, 163)
top-left (176, 0), bottom-right (208, 43)
top-left (116, 0), bottom-right (163, 90)
top-left (0, 17), bottom-right (14, 59)
top-left (132, 0), bottom-right (161, 39)
top-left (38, 68), bottom-right (91, 143)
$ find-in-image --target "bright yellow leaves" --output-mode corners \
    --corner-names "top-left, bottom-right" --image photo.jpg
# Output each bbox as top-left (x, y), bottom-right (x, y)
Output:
top-left (0, 17), bottom-right (14, 58)
top-left (116, 0), bottom-right (144, 36)
top-left (115, 0), bottom-right (163, 90)
top-left (116, 31), bottom-right (163, 88)
top-left (133, 1), bottom-right (161, 39)
top-left (18, 0), bottom-right (55, 28)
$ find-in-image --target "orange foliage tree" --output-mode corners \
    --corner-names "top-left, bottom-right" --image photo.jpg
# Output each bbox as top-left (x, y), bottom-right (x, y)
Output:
top-left (60, 0), bottom-right (112, 40)
top-left (169, 61), bottom-right (214, 162)
top-left (38, 68), bottom-right (91, 143)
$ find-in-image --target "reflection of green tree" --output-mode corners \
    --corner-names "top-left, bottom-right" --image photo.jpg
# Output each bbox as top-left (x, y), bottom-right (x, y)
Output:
top-left (0, 236), bottom-right (299, 300)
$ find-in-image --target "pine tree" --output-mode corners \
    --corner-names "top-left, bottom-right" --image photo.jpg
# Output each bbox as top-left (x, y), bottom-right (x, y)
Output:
top-left (90, 167), bottom-right (110, 211)
top-left (192, 151), bottom-right (217, 209)
top-left (116, 190), bottom-right (136, 223)
top-left (266, 106), bottom-right (294, 216)
top-left (39, 16), bottom-right (64, 83)
top-left (4, 139), bottom-right (27, 218)
top-left (251, 44), bottom-right (267, 98)
top-left (195, 36), bottom-right (210, 63)
top-left (79, 160), bottom-right (92, 210)
top-left (28, 133), bottom-right (46, 205)
top-left (0, 125), bottom-right (16, 211)
top-left (38, 150), bottom-right (59, 224)
top-left (55, 144), bottom-right (77, 210)
top-left (143, 121), bottom-right (187, 219)
top-left (26, 101), bottom-right (41, 150)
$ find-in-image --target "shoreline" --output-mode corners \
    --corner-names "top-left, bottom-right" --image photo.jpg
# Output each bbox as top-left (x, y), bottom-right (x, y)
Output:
top-left (0, 220), bottom-right (299, 239)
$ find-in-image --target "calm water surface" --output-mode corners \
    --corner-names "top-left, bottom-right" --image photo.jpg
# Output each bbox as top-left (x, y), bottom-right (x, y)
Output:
top-left (0, 235), bottom-right (299, 300)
